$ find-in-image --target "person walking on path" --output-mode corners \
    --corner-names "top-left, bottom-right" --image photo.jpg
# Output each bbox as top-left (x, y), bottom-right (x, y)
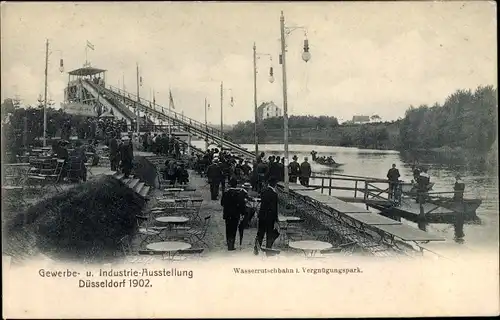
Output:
top-left (299, 157), bottom-right (312, 186)
top-left (254, 176), bottom-right (279, 254)
top-left (119, 136), bottom-right (134, 178)
top-left (221, 177), bottom-right (247, 251)
top-left (387, 163), bottom-right (401, 200)
top-left (109, 133), bottom-right (120, 171)
top-left (207, 158), bottom-right (223, 200)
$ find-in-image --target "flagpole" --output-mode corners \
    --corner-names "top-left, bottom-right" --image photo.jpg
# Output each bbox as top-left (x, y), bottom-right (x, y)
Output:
top-left (85, 45), bottom-right (88, 66)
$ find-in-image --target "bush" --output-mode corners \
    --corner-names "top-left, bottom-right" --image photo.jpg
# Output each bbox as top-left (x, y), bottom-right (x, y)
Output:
top-left (3, 176), bottom-right (144, 262)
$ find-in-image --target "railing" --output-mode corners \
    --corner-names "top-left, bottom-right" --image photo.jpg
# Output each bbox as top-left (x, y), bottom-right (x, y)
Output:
top-left (310, 173), bottom-right (388, 198)
top-left (102, 85), bottom-right (255, 159)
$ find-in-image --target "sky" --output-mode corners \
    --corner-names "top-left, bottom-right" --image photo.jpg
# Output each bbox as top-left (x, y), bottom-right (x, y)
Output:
top-left (1, 1), bottom-right (497, 124)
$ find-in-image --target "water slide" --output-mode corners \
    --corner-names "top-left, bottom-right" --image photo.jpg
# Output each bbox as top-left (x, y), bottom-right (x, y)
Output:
top-left (81, 80), bottom-right (136, 120)
top-left (95, 83), bottom-right (256, 159)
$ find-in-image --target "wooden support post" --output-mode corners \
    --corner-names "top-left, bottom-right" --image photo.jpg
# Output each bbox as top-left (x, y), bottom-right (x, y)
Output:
top-left (329, 178), bottom-right (332, 196)
top-left (419, 194), bottom-right (425, 217)
top-left (354, 180), bottom-right (358, 198)
top-left (321, 178), bottom-right (325, 194)
top-left (364, 181), bottom-right (369, 210)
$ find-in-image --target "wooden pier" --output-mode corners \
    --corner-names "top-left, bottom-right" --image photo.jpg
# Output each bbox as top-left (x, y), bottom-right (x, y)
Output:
top-left (307, 173), bottom-right (480, 224)
top-left (278, 182), bottom-right (446, 255)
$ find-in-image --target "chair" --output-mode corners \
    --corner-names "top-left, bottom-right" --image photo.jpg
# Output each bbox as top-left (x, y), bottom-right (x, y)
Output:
top-left (172, 215), bottom-right (211, 247)
top-left (135, 215), bottom-right (165, 246)
top-left (120, 235), bottom-right (158, 263)
top-left (66, 156), bottom-right (86, 182)
top-left (181, 198), bottom-right (203, 222)
top-left (27, 159), bottom-right (65, 192)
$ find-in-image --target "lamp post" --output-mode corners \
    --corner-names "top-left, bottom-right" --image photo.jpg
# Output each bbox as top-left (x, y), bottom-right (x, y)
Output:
top-left (218, 82), bottom-right (233, 150)
top-left (253, 42), bottom-right (275, 161)
top-left (42, 39), bottom-right (64, 147)
top-left (279, 11), bottom-right (311, 193)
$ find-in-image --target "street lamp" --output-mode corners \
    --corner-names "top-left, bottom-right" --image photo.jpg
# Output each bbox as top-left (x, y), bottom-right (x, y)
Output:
top-left (279, 11), bottom-right (311, 193)
top-left (253, 43), bottom-right (275, 160)
top-left (220, 82), bottom-right (234, 150)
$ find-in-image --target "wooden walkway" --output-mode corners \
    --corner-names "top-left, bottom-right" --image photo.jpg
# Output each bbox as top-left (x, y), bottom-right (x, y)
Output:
top-left (282, 186), bottom-right (445, 250)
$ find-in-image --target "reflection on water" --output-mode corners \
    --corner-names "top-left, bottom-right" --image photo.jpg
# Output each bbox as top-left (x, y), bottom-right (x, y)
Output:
top-left (191, 141), bottom-right (498, 250)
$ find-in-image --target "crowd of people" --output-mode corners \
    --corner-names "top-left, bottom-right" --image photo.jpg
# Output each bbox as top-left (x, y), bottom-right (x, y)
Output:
top-left (188, 149), bottom-right (314, 253)
top-left (107, 132), bottom-right (134, 178)
top-left (194, 150), bottom-right (313, 201)
top-left (141, 132), bottom-right (183, 159)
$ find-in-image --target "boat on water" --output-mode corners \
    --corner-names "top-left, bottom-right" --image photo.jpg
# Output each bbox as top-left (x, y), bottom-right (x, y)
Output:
top-left (400, 181), bottom-right (434, 194)
top-left (310, 151), bottom-right (345, 168)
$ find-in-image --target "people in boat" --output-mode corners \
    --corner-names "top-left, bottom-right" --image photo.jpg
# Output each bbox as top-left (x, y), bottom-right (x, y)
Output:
top-left (453, 175), bottom-right (465, 202)
top-left (416, 168), bottom-right (430, 203)
top-left (299, 157), bottom-right (312, 187)
top-left (288, 155), bottom-right (301, 183)
top-left (310, 150), bottom-right (318, 161)
top-left (326, 156), bottom-right (336, 165)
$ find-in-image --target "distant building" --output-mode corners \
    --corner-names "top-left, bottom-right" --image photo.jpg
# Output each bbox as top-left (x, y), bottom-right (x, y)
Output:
top-left (351, 115), bottom-right (371, 124)
top-left (257, 101), bottom-right (282, 121)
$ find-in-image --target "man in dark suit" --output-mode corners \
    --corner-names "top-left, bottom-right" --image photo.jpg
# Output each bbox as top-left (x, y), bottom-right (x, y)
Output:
top-left (206, 158), bottom-right (223, 200)
top-left (288, 155), bottom-right (301, 183)
top-left (221, 177), bottom-right (247, 251)
top-left (299, 157), bottom-right (312, 186)
top-left (254, 176), bottom-right (279, 254)
top-left (109, 133), bottom-right (119, 171)
top-left (386, 163), bottom-right (401, 200)
top-left (119, 136), bottom-right (134, 178)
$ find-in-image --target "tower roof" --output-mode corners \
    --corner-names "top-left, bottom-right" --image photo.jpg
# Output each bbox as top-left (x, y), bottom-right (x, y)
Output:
top-left (68, 66), bottom-right (106, 76)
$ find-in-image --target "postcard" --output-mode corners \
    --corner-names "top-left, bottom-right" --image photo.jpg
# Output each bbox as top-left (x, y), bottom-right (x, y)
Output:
top-left (2, 1), bottom-right (498, 318)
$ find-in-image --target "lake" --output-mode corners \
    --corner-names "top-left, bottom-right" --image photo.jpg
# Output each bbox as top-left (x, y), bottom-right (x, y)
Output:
top-left (191, 141), bottom-right (499, 252)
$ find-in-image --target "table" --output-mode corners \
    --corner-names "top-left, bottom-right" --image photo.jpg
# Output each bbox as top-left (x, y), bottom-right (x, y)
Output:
top-left (278, 215), bottom-right (303, 223)
top-left (146, 241), bottom-right (191, 259)
top-left (4, 163), bottom-right (30, 167)
top-left (156, 216), bottom-right (189, 230)
top-left (289, 240), bottom-right (333, 257)
top-left (157, 198), bottom-right (176, 204)
top-left (164, 188), bottom-right (184, 192)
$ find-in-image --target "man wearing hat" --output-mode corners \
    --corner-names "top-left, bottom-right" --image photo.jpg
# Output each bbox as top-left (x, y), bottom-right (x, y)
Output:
top-left (119, 135), bottom-right (134, 178)
top-left (299, 157), bottom-right (312, 186)
top-left (109, 132), bottom-right (120, 171)
top-left (221, 177), bottom-right (247, 251)
top-left (288, 155), bottom-right (301, 183)
top-left (206, 158), bottom-right (223, 200)
top-left (254, 176), bottom-right (279, 254)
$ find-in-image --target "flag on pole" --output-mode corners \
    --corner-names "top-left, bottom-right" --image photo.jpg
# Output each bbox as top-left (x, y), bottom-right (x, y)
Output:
top-left (208, 103), bottom-right (210, 109)
top-left (153, 91), bottom-right (156, 106)
top-left (230, 96), bottom-right (234, 107)
top-left (169, 89), bottom-right (175, 110)
top-left (86, 41), bottom-right (95, 51)
top-left (140, 76), bottom-right (143, 87)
